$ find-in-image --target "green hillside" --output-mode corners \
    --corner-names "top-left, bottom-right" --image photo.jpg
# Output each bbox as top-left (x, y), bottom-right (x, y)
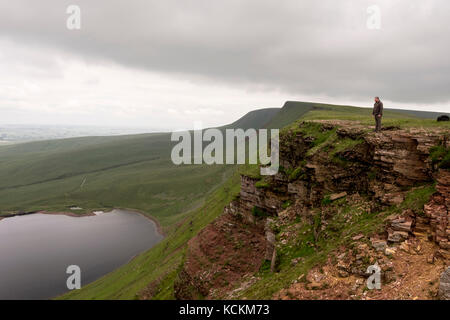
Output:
top-left (264, 101), bottom-right (315, 129)
top-left (0, 133), bottom-right (229, 228)
top-left (221, 108), bottom-right (280, 130)
top-left (0, 108), bottom-right (276, 228)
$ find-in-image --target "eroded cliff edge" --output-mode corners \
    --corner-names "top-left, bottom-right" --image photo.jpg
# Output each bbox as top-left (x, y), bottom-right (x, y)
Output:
top-left (175, 120), bottom-right (450, 300)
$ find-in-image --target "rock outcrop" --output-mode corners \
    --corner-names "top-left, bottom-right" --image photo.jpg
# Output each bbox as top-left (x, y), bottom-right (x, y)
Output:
top-left (234, 121), bottom-right (447, 217)
top-left (174, 206), bottom-right (266, 299)
top-left (175, 121), bottom-right (449, 299)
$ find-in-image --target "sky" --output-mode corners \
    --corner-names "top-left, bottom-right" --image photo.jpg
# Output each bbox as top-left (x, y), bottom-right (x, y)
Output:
top-left (0, 0), bottom-right (449, 131)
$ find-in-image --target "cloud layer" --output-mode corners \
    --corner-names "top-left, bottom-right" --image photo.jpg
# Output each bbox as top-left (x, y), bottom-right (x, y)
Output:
top-left (0, 1), bottom-right (449, 127)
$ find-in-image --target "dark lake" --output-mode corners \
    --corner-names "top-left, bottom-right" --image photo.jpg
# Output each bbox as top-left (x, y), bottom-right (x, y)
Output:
top-left (0, 209), bottom-right (163, 299)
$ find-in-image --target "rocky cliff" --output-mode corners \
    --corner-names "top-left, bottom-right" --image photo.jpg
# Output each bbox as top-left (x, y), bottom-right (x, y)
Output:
top-left (175, 120), bottom-right (450, 300)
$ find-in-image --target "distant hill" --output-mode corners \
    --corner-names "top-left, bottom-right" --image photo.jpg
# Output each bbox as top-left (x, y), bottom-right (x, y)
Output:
top-left (264, 101), bottom-right (316, 129)
top-left (221, 108), bottom-right (280, 130)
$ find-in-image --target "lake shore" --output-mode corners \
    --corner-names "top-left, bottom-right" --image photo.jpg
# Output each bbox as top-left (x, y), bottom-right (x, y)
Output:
top-left (0, 208), bottom-right (165, 237)
top-left (114, 207), bottom-right (165, 236)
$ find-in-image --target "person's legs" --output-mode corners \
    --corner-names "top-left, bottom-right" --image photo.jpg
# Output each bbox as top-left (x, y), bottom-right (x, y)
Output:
top-left (375, 116), bottom-right (382, 132)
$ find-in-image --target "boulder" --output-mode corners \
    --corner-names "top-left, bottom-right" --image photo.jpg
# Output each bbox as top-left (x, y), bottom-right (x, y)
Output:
top-left (388, 230), bottom-right (409, 243)
top-left (371, 239), bottom-right (387, 251)
top-left (330, 192), bottom-right (347, 201)
top-left (385, 247), bottom-right (397, 256)
top-left (391, 217), bottom-right (413, 233)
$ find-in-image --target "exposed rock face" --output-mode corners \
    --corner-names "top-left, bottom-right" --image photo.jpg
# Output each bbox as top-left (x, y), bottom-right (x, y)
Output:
top-left (386, 211), bottom-right (415, 243)
top-left (175, 121), bottom-right (449, 299)
top-left (236, 122), bottom-right (447, 218)
top-left (425, 169), bottom-right (450, 250)
top-left (174, 207), bottom-right (266, 299)
top-left (238, 175), bottom-right (288, 223)
top-left (366, 130), bottom-right (444, 205)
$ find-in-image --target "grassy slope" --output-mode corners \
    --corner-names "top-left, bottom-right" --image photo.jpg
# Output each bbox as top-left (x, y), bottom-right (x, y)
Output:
top-left (60, 170), bottom-right (241, 299)
top-left (221, 108), bottom-right (280, 130)
top-left (0, 132), bottom-right (232, 227)
top-left (0, 107), bottom-right (279, 226)
top-left (264, 101), bottom-right (315, 129)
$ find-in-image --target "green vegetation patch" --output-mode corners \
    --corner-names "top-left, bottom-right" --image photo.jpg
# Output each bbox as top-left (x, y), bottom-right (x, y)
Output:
top-left (430, 145), bottom-right (450, 169)
top-left (400, 185), bottom-right (436, 216)
top-left (299, 122), bottom-right (336, 147)
top-left (331, 137), bottom-right (365, 156)
top-left (321, 195), bottom-right (332, 206)
top-left (288, 162), bottom-right (307, 181)
top-left (282, 200), bottom-right (292, 209)
top-left (255, 180), bottom-right (270, 189)
top-left (252, 206), bottom-right (270, 218)
top-left (285, 122), bottom-right (364, 163)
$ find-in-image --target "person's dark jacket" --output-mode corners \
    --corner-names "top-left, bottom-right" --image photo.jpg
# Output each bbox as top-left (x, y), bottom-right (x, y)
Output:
top-left (373, 101), bottom-right (383, 116)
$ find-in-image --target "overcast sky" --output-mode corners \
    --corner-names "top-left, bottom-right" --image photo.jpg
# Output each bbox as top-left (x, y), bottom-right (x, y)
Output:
top-left (0, 0), bottom-right (449, 130)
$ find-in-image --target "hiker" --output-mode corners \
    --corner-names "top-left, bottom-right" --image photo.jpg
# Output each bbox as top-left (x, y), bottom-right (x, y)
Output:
top-left (373, 96), bottom-right (383, 132)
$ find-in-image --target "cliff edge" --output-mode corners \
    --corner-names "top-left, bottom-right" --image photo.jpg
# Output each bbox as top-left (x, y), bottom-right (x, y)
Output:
top-left (175, 120), bottom-right (450, 300)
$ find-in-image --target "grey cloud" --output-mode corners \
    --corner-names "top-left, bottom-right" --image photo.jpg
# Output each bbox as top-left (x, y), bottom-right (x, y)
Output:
top-left (1, 0), bottom-right (450, 105)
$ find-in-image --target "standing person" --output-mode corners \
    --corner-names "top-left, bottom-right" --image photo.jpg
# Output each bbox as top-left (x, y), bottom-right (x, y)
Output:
top-left (373, 97), bottom-right (383, 132)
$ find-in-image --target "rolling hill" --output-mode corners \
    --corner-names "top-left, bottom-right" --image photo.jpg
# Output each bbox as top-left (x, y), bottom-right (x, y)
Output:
top-left (221, 108), bottom-right (280, 130)
top-left (0, 108), bottom-right (277, 228)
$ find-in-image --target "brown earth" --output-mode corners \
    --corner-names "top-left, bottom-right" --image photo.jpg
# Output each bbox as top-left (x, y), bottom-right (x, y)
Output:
top-left (174, 210), bottom-right (266, 299)
top-left (275, 235), bottom-right (446, 300)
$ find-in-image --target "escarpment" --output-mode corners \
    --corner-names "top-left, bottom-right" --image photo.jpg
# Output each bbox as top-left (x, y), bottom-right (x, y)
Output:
top-left (174, 120), bottom-right (449, 300)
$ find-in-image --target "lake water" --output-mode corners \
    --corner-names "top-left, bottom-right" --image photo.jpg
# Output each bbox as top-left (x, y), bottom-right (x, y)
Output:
top-left (0, 209), bottom-right (163, 299)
